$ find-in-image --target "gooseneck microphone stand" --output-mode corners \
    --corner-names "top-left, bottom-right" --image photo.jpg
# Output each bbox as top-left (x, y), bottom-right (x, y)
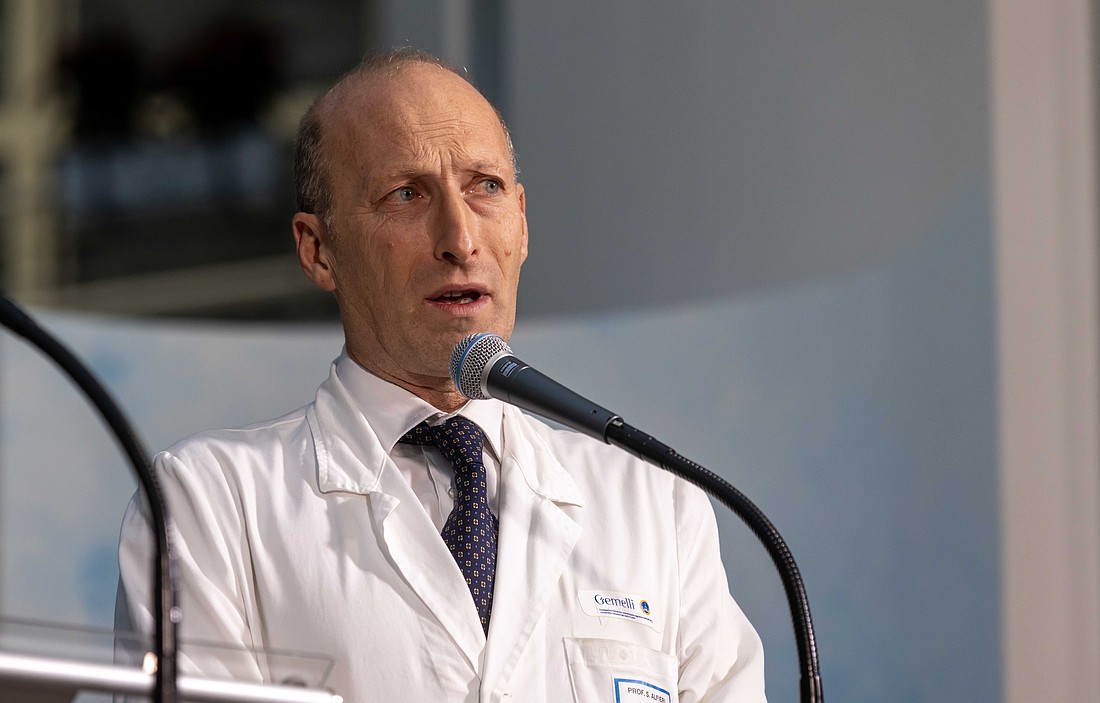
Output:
top-left (606, 420), bottom-right (823, 703)
top-left (0, 294), bottom-right (179, 703)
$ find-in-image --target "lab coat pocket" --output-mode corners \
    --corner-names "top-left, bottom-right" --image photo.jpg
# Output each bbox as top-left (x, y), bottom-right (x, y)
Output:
top-left (563, 637), bottom-right (678, 703)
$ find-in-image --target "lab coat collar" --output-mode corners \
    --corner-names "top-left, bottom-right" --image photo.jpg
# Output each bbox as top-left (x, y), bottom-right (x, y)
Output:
top-left (312, 352), bottom-right (507, 495)
top-left (310, 358), bottom-right (387, 495)
top-left (311, 353), bottom-right (581, 507)
top-left (500, 404), bottom-right (584, 507)
top-left (333, 352), bottom-right (506, 462)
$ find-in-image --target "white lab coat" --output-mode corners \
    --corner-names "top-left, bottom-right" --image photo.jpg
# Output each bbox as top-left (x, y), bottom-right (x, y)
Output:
top-left (116, 361), bottom-right (765, 702)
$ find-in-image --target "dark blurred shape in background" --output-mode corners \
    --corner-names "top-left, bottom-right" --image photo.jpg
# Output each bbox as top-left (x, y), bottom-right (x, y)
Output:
top-left (60, 29), bottom-right (143, 143)
top-left (2, 0), bottom-right (376, 320)
top-left (165, 17), bottom-right (282, 138)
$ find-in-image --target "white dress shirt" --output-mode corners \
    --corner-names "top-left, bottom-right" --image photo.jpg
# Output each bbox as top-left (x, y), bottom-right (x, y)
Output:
top-left (335, 353), bottom-right (504, 528)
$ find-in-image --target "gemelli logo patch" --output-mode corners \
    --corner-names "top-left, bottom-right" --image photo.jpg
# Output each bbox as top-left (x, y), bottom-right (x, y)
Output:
top-left (578, 590), bottom-right (661, 632)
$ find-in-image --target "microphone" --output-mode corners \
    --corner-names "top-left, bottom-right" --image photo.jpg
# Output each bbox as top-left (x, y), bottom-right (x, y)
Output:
top-left (449, 332), bottom-right (621, 441)
top-left (449, 332), bottom-right (676, 463)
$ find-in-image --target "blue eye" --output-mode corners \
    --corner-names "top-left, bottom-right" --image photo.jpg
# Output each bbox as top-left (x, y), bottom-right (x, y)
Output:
top-left (396, 187), bottom-right (417, 202)
top-left (483, 180), bottom-right (501, 194)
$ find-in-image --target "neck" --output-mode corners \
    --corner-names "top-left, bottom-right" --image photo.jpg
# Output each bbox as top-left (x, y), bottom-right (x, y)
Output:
top-left (400, 382), bottom-right (467, 413)
top-left (347, 349), bottom-right (467, 412)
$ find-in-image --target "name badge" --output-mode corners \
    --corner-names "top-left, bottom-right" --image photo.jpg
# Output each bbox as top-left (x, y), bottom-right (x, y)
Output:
top-left (578, 590), bottom-right (661, 632)
top-left (615, 678), bottom-right (672, 703)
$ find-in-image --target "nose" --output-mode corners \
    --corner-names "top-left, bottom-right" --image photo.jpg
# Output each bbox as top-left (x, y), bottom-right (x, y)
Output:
top-left (433, 188), bottom-right (477, 264)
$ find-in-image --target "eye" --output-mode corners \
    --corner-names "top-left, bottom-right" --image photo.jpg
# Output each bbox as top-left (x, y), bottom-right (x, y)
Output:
top-left (480, 179), bottom-right (502, 194)
top-left (380, 184), bottom-right (420, 205)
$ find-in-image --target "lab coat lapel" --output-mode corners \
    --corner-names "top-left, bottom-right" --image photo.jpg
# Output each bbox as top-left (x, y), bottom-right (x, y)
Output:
top-left (368, 469), bottom-right (487, 673)
top-left (310, 370), bottom-right (486, 674)
top-left (481, 408), bottom-right (584, 697)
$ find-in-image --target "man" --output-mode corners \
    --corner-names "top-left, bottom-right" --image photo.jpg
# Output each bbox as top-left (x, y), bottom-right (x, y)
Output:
top-left (117, 48), bottom-right (766, 702)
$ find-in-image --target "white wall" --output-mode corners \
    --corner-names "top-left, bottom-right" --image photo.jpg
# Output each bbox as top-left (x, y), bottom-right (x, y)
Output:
top-left (990, 0), bottom-right (1100, 700)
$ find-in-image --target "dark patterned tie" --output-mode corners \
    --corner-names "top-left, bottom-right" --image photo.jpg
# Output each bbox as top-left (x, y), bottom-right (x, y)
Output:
top-left (400, 417), bottom-right (498, 633)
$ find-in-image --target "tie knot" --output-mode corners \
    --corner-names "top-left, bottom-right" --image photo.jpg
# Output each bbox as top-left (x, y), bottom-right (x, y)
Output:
top-left (400, 417), bottom-right (486, 473)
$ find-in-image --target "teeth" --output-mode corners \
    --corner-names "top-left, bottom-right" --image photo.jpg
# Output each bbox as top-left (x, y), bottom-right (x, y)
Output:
top-left (439, 290), bottom-right (476, 301)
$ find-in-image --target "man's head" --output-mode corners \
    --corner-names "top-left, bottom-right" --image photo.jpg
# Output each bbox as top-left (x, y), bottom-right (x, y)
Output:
top-left (292, 49), bottom-right (528, 410)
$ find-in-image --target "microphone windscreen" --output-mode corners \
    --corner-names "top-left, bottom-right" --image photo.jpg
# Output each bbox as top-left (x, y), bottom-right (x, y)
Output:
top-left (450, 332), bottom-right (512, 399)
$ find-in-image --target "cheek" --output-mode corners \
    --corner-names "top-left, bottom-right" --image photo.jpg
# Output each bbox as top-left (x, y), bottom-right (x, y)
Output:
top-left (511, 234), bottom-right (529, 269)
top-left (497, 216), bottom-right (528, 263)
top-left (496, 245), bottom-right (522, 274)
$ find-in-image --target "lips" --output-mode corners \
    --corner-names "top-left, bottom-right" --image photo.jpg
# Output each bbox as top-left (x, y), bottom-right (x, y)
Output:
top-left (429, 287), bottom-right (485, 305)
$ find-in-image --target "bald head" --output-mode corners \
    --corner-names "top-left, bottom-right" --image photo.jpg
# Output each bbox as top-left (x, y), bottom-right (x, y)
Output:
top-left (293, 49), bottom-right (516, 229)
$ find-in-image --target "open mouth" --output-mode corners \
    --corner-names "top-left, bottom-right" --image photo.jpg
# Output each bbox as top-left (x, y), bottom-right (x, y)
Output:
top-left (432, 289), bottom-right (483, 305)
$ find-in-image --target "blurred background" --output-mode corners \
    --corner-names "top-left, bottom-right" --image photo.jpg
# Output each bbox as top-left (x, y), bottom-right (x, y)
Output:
top-left (2, 0), bottom-right (369, 320)
top-left (1, 1), bottom-right (1098, 702)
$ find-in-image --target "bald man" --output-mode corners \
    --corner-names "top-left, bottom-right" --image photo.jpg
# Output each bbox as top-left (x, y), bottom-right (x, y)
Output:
top-left (117, 49), bottom-right (766, 703)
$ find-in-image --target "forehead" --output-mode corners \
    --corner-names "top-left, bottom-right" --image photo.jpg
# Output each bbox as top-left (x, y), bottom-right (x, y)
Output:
top-left (323, 64), bottom-right (512, 183)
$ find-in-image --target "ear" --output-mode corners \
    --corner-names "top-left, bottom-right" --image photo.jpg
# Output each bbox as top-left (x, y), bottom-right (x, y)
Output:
top-left (293, 212), bottom-right (337, 292)
top-left (517, 183), bottom-right (529, 263)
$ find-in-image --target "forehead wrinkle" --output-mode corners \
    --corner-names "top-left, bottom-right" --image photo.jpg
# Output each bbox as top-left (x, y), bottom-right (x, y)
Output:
top-left (328, 66), bottom-right (514, 199)
top-left (403, 112), bottom-right (502, 158)
top-left (366, 129), bottom-right (510, 188)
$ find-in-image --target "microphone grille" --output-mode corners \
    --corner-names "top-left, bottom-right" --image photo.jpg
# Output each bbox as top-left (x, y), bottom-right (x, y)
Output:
top-left (450, 333), bottom-right (512, 400)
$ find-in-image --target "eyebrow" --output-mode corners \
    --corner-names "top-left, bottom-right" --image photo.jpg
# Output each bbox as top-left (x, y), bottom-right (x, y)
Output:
top-left (462, 159), bottom-right (510, 174)
top-left (368, 159), bottom-right (511, 190)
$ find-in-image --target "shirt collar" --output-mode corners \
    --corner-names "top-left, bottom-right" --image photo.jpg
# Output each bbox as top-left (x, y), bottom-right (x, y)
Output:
top-left (335, 352), bottom-right (505, 461)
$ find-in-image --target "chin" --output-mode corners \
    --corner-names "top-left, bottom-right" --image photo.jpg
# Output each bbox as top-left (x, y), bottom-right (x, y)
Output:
top-left (438, 315), bottom-right (515, 353)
